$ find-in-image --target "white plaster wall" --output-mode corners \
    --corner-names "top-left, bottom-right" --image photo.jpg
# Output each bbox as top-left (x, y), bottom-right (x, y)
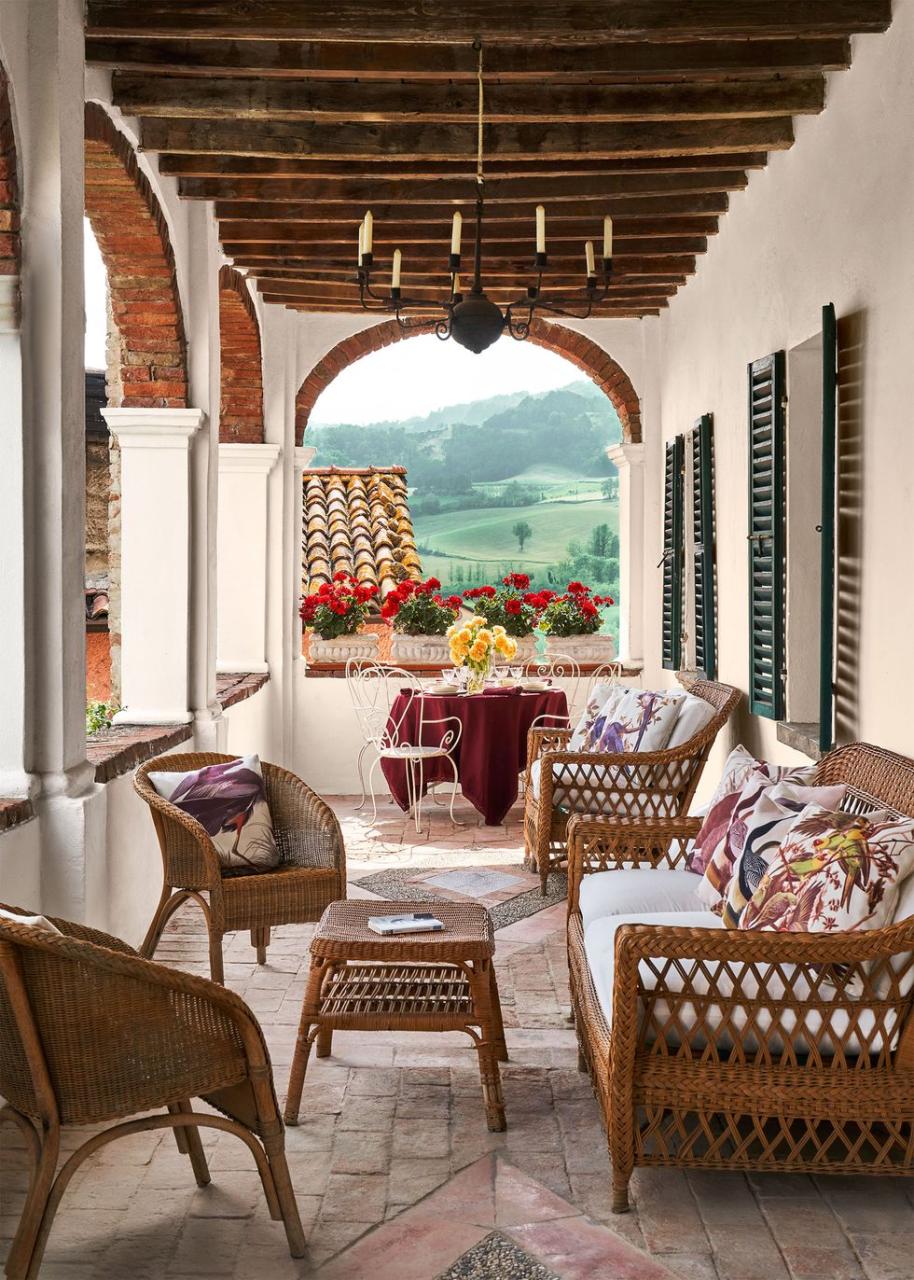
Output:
top-left (224, 686), bottom-right (282, 765)
top-left (646, 8), bottom-right (914, 771)
top-left (0, 821), bottom-right (41, 909)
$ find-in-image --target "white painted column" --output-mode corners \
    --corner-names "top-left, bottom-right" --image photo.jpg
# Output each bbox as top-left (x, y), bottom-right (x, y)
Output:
top-left (293, 443), bottom-right (317, 662)
top-left (607, 442), bottom-right (646, 668)
top-left (217, 442), bottom-right (280, 672)
top-left (104, 408), bottom-right (205, 724)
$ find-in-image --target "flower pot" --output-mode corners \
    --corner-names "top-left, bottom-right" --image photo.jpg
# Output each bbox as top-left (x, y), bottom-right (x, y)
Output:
top-left (389, 632), bottom-right (452, 665)
top-left (544, 633), bottom-right (617, 664)
top-left (493, 634), bottom-right (536, 664)
top-left (308, 631), bottom-right (379, 664)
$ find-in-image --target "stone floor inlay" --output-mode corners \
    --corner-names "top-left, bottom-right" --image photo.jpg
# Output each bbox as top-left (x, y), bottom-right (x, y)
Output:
top-left (354, 865), bottom-right (569, 928)
top-left (434, 1231), bottom-right (561, 1280)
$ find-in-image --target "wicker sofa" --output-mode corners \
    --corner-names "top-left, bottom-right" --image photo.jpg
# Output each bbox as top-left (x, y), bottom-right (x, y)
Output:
top-left (566, 742), bottom-right (914, 1212)
top-left (524, 678), bottom-right (740, 893)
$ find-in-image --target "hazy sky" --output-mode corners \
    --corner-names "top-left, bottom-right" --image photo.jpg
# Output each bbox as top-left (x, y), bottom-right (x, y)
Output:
top-left (83, 220), bottom-right (586, 416)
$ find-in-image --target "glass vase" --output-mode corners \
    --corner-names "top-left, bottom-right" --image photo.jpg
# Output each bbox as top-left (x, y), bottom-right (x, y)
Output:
top-left (466, 661), bottom-right (490, 695)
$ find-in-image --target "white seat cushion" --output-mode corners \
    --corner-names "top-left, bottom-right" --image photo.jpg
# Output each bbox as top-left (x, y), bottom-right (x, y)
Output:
top-left (583, 910), bottom-right (881, 1056)
top-left (580, 868), bottom-right (702, 930)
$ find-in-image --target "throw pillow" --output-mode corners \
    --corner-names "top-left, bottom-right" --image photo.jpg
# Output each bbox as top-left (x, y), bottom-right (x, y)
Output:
top-left (719, 781), bottom-right (848, 926)
top-left (666, 693), bottom-right (717, 749)
top-left (0, 907), bottom-right (61, 935)
top-left (584, 687), bottom-right (686, 755)
top-left (739, 804), bottom-right (914, 935)
top-left (569, 682), bottom-right (624, 751)
top-left (148, 754), bottom-right (280, 873)
top-left (687, 746), bottom-right (816, 875)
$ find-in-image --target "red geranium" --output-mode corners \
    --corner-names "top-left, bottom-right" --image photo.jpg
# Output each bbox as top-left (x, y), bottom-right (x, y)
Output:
top-left (505, 597), bottom-right (522, 615)
top-left (503, 572), bottom-right (531, 591)
top-left (538, 581), bottom-right (611, 637)
top-left (385, 575), bottom-right (461, 636)
top-left (300, 573), bottom-right (376, 639)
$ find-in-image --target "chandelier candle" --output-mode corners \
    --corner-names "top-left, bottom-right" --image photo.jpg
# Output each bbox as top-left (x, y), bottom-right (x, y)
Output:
top-left (603, 216), bottom-right (614, 260)
top-left (536, 205), bottom-right (546, 257)
top-left (391, 248), bottom-right (401, 293)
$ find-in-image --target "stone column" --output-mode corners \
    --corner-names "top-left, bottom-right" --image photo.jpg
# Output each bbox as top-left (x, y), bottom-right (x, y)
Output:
top-left (607, 442), bottom-right (646, 668)
top-left (217, 442), bottom-right (280, 673)
top-left (293, 444), bottom-right (317, 663)
top-left (103, 408), bottom-right (205, 724)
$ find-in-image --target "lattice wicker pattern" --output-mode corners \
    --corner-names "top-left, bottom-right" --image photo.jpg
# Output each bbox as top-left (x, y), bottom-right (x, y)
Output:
top-left (319, 963), bottom-right (474, 1023)
top-left (524, 678), bottom-right (739, 893)
top-left (566, 741), bottom-right (914, 1212)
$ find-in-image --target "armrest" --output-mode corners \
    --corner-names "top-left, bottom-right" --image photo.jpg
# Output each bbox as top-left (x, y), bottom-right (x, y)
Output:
top-left (48, 917), bottom-right (140, 956)
top-left (566, 815), bottom-right (701, 913)
top-left (526, 726), bottom-right (571, 778)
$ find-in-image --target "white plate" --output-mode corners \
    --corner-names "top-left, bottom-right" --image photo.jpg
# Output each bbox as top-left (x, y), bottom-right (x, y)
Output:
top-left (521, 680), bottom-right (549, 691)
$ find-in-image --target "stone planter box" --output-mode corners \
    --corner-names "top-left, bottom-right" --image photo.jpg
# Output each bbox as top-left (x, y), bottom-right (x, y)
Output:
top-left (389, 632), bottom-right (452, 665)
top-left (308, 631), bottom-right (379, 663)
top-left (543, 633), bottom-right (617, 664)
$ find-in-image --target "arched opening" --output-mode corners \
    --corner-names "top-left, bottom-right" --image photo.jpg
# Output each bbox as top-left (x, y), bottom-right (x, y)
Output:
top-left (217, 265), bottom-right (263, 443)
top-left (83, 103), bottom-right (190, 709)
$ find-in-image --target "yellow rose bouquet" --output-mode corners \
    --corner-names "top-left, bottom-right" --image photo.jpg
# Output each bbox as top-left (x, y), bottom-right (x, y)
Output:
top-left (446, 616), bottom-right (517, 694)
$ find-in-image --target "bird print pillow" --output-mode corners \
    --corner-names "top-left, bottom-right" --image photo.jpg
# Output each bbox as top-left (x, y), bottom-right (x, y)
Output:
top-left (149, 755), bottom-right (280, 872)
top-left (738, 804), bottom-right (914, 935)
top-left (583, 687), bottom-right (685, 755)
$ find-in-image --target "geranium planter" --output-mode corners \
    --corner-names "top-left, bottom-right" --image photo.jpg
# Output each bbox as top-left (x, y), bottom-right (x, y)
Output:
top-left (544, 633), bottom-right (617, 663)
top-left (389, 632), bottom-right (452, 665)
top-left (307, 631), bottom-right (379, 664)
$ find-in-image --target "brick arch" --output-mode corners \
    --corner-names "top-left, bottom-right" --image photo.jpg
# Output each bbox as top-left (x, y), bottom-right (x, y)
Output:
top-left (0, 66), bottom-right (19, 278)
top-left (294, 317), bottom-right (641, 447)
top-left (84, 103), bottom-right (187, 408)
top-left (218, 265), bottom-right (264, 443)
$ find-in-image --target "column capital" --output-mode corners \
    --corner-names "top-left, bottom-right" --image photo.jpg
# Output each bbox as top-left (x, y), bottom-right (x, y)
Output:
top-left (607, 441), bottom-right (646, 470)
top-left (103, 407), bottom-right (206, 448)
top-left (218, 441), bottom-right (281, 475)
top-left (294, 445), bottom-right (317, 472)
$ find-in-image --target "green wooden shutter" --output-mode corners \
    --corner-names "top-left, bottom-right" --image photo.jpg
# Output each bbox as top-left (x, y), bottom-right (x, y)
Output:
top-left (819, 303), bottom-right (837, 753)
top-left (692, 413), bottom-right (717, 679)
top-left (748, 352), bottom-right (786, 718)
top-left (662, 434), bottom-right (684, 671)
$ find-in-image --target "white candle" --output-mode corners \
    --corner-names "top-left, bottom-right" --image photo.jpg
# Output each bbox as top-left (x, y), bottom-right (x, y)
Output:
top-left (603, 215), bottom-right (613, 260)
top-left (363, 210), bottom-right (373, 254)
top-left (585, 240), bottom-right (595, 276)
top-left (450, 211), bottom-right (462, 256)
top-left (391, 248), bottom-right (402, 289)
top-left (453, 273), bottom-right (460, 295)
top-left (357, 219), bottom-right (364, 265)
top-left (536, 204), bottom-right (546, 254)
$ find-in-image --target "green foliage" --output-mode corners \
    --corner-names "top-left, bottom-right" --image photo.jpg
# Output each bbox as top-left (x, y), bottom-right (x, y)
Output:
top-left (512, 519), bottom-right (533, 550)
top-left (86, 700), bottom-right (119, 735)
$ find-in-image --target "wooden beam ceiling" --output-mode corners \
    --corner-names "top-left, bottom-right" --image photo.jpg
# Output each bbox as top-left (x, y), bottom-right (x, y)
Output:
top-left (84, 1), bottom-right (892, 320)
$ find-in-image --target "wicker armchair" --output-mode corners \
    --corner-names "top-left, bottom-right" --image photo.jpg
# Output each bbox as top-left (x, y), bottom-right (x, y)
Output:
top-left (135, 753), bottom-right (346, 983)
top-left (566, 742), bottom-right (914, 1213)
top-left (524, 678), bottom-right (740, 893)
top-left (0, 910), bottom-right (305, 1279)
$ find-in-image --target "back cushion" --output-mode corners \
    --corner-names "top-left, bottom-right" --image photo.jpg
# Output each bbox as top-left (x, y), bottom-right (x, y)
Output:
top-left (584, 687), bottom-right (685, 754)
top-left (666, 693), bottom-right (717, 749)
top-left (569, 682), bottom-right (623, 750)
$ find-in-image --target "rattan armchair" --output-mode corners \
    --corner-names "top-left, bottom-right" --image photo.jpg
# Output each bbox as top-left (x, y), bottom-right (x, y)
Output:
top-left (524, 678), bottom-right (740, 893)
top-left (566, 742), bottom-right (914, 1212)
top-left (135, 753), bottom-right (346, 983)
top-left (0, 909), bottom-right (305, 1279)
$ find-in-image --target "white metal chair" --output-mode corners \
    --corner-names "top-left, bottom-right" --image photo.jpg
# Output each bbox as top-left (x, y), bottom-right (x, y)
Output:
top-left (345, 660), bottom-right (463, 832)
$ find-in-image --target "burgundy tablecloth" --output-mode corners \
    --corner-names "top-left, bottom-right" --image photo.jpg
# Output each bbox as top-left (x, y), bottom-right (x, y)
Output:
top-left (380, 687), bottom-right (568, 826)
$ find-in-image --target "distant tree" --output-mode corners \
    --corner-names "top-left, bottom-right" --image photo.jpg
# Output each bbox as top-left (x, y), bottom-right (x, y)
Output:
top-left (601, 477), bottom-right (619, 501)
top-left (588, 523), bottom-right (619, 560)
top-left (512, 520), bottom-right (533, 551)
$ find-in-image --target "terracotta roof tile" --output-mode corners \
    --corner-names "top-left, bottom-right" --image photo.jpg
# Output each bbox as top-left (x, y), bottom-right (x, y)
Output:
top-left (302, 466), bottom-right (421, 599)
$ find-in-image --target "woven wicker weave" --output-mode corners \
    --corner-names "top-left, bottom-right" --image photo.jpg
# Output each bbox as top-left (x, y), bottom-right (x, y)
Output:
top-left (523, 678), bottom-right (740, 893)
top-left (0, 910), bottom-right (305, 1278)
top-left (134, 753), bottom-right (346, 983)
top-left (566, 741), bottom-right (914, 1212)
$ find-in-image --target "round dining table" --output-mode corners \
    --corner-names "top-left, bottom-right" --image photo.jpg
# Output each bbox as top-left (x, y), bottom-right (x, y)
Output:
top-left (380, 685), bottom-right (568, 826)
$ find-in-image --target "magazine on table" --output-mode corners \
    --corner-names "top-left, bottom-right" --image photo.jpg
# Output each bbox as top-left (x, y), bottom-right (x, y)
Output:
top-left (367, 912), bottom-right (444, 936)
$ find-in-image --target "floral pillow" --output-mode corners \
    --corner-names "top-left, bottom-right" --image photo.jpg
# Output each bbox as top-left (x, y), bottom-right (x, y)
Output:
top-left (738, 804), bottom-right (914, 935)
top-left (569, 682), bottom-right (624, 750)
top-left (718, 781), bottom-right (847, 926)
top-left (583, 687), bottom-right (685, 755)
top-left (687, 746), bottom-right (816, 875)
top-left (149, 754), bottom-right (280, 873)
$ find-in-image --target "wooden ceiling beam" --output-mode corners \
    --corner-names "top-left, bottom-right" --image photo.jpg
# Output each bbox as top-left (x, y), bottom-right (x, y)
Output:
top-left (227, 253), bottom-right (698, 276)
top-left (141, 117), bottom-right (794, 160)
top-left (87, 36), bottom-right (851, 81)
top-left (218, 219), bottom-right (717, 244)
top-left (254, 278), bottom-right (679, 300)
top-left (224, 235), bottom-right (706, 258)
top-left (115, 73), bottom-right (825, 124)
top-left (85, 2), bottom-right (893, 43)
top-left (247, 268), bottom-right (687, 286)
top-left (211, 197), bottom-right (727, 222)
top-left (262, 299), bottom-right (662, 317)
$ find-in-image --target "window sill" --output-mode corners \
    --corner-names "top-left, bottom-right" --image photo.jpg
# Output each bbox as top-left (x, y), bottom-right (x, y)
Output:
top-left (216, 671), bottom-right (269, 709)
top-left (777, 720), bottom-right (823, 761)
top-left (0, 797), bottom-right (34, 834)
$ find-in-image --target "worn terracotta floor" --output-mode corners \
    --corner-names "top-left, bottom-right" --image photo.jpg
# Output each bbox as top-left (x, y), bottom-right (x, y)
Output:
top-left (3, 797), bottom-right (914, 1279)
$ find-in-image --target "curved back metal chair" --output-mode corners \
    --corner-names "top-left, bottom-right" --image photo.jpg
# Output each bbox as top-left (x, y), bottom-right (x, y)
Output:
top-left (523, 652), bottom-right (582, 731)
top-left (346, 660), bottom-right (463, 832)
top-left (134, 754), bottom-right (346, 984)
top-left (0, 909), bottom-right (305, 1279)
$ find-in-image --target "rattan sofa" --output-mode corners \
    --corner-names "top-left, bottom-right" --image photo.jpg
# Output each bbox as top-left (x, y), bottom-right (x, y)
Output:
top-left (135, 753), bottom-right (346, 983)
top-left (0, 909), bottom-right (305, 1279)
top-left (566, 742), bottom-right (914, 1212)
top-left (524, 678), bottom-right (740, 894)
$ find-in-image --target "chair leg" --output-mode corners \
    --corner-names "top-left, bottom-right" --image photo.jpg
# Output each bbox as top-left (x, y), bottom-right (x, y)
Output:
top-left (2, 1116), bottom-right (58, 1280)
top-left (263, 1134), bottom-right (308, 1259)
top-left (167, 1101), bottom-right (210, 1188)
top-left (140, 885), bottom-right (182, 960)
top-left (316, 1023), bottom-right (333, 1058)
top-left (207, 929), bottom-right (225, 986)
top-left (251, 926), bottom-right (270, 966)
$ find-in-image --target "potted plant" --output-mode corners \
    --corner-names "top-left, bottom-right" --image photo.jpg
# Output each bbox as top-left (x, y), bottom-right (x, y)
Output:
top-left (463, 574), bottom-right (540, 661)
top-left (536, 581), bottom-right (616, 661)
top-left (300, 572), bottom-right (380, 662)
top-left (382, 577), bottom-right (463, 664)
top-left (447, 616), bottom-right (518, 694)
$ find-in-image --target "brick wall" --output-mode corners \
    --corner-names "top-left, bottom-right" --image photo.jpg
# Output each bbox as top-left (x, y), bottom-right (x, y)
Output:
top-left (218, 265), bottom-right (264, 443)
top-left (0, 67), bottom-right (19, 296)
top-left (294, 318), bottom-right (641, 445)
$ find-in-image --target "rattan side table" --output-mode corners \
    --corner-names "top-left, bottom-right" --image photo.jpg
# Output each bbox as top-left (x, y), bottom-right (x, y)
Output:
top-left (284, 900), bottom-right (508, 1131)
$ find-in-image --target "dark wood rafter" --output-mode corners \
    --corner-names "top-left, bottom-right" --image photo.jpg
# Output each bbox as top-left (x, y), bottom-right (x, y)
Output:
top-left (83, 2), bottom-right (892, 318)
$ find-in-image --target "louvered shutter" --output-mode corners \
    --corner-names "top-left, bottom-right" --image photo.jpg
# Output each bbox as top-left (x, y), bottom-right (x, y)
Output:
top-left (692, 413), bottom-right (717, 679)
top-left (748, 352), bottom-right (786, 718)
top-left (661, 434), bottom-right (684, 671)
top-left (819, 303), bottom-right (837, 753)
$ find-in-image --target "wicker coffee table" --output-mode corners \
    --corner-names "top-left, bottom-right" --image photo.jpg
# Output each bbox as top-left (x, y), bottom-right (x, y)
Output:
top-left (284, 899), bottom-right (508, 1131)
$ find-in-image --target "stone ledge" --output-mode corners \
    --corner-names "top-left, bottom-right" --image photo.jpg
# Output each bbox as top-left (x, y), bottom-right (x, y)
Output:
top-left (216, 670), bottom-right (270, 709)
top-left (0, 797), bottom-right (34, 834)
top-left (304, 661), bottom-right (643, 680)
top-left (777, 719), bottom-right (823, 761)
top-left (87, 722), bottom-right (194, 784)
